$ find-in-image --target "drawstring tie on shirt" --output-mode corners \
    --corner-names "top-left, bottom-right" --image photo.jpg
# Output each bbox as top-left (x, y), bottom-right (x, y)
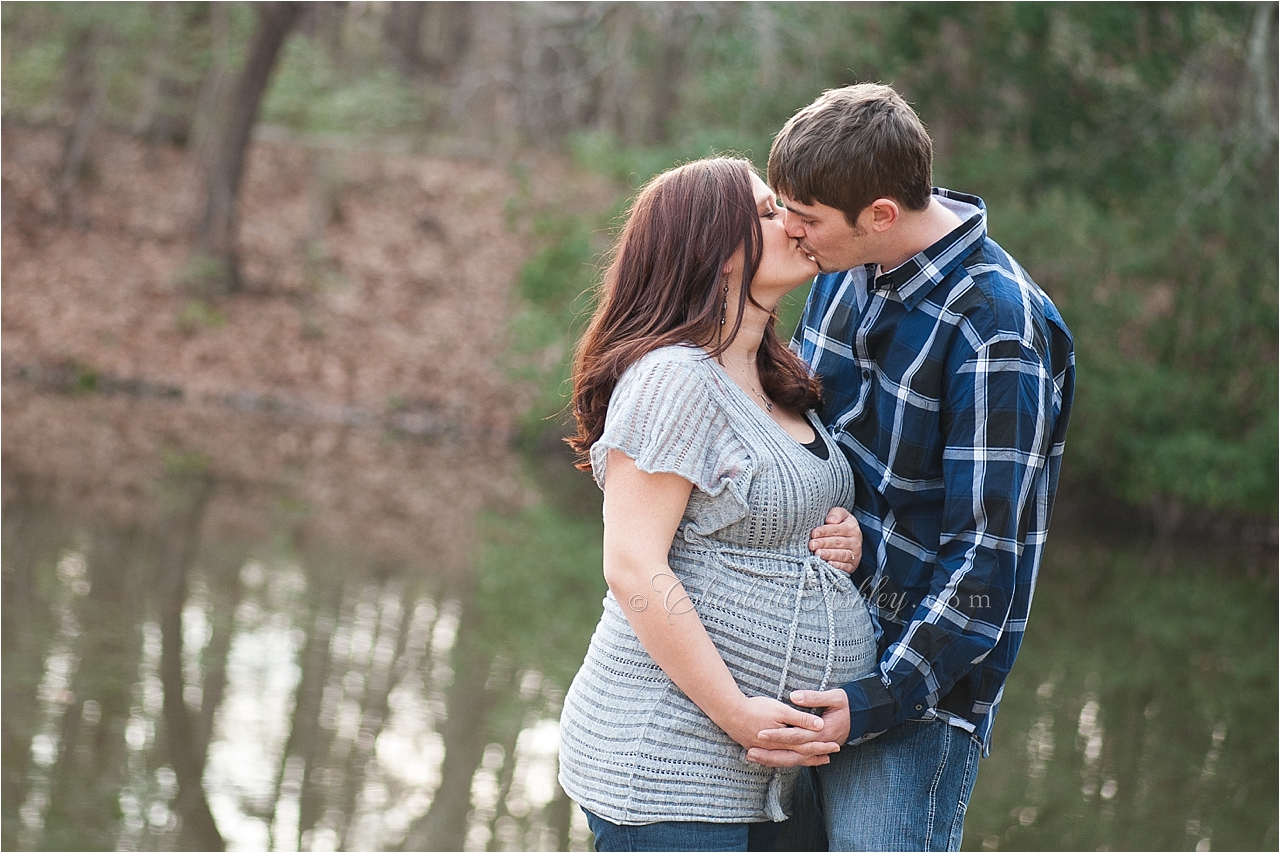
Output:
top-left (761, 552), bottom-right (848, 822)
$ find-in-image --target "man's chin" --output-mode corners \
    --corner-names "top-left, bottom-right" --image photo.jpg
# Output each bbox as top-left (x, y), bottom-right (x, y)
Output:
top-left (816, 260), bottom-right (858, 275)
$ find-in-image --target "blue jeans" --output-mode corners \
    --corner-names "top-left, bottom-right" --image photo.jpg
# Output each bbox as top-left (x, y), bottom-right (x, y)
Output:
top-left (583, 808), bottom-right (782, 852)
top-left (775, 719), bottom-right (982, 852)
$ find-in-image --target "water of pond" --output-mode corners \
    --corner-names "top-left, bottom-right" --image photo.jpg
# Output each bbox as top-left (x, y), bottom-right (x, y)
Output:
top-left (2, 389), bottom-right (1276, 852)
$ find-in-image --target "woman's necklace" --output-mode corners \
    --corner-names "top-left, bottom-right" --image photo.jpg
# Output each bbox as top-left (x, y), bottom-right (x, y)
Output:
top-left (717, 356), bottom-right (773, 412)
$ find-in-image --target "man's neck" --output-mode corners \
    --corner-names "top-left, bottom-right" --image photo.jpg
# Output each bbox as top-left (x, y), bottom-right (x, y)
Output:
top-left (877, 197), bottom-right (965, 271)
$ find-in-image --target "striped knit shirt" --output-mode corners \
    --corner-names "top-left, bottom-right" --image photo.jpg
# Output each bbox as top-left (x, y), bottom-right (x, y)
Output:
top-left (557, 345), bottom-right (877, 824)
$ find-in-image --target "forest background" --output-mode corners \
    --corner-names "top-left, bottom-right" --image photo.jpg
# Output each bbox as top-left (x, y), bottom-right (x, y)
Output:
top-left (1, 2), bottom-right (1277, 852)
top-left (4, 0), bottom-right (1276, 526)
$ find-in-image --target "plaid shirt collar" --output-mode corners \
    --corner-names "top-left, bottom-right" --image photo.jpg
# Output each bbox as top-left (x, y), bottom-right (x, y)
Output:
top-left (871, 189), bottom-right (987, 310)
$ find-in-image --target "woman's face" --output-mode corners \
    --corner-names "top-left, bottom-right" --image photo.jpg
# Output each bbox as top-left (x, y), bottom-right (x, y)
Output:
top-left (746, 173), bottom-right (820, 302)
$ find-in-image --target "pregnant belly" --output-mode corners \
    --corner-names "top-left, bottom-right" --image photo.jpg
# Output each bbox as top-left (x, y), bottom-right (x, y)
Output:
top-left (670, 546), bottom-right (878, 699)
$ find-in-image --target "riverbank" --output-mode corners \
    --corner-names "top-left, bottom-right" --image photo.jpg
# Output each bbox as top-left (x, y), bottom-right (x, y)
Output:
top-left (3, 125), bottom-right (534, 429)
top-left (1, 126), bottom-right (620, 561)
top-left (4, 124), bottom-right (1273, 574)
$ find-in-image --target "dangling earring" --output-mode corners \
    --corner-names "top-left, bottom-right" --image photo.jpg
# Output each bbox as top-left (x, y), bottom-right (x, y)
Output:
top-left (720, 281), bottom-right (729, 326)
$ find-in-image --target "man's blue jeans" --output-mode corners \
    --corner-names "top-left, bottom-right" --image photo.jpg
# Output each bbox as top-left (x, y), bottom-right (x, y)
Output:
top-left (776, 719), bottom-right (982, 852)
top-left (583, 809), bottom-right (781, 852)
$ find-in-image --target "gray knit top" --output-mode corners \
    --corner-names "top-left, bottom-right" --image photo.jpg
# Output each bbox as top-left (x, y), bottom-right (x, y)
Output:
top-left (557, 345), bottom-right (877, 825)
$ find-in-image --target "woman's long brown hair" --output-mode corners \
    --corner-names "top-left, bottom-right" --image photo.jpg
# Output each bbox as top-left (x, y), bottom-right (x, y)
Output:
top-left (567, 156), bottom-right (821, 470)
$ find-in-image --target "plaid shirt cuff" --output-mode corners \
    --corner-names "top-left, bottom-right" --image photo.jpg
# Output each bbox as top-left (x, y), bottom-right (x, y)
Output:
top-left (842, 675), bottom-right (898, 743)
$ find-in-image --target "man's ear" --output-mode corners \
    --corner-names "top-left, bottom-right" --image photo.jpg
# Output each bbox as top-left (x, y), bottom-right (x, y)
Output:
top-left (866, 198), bottom-right (900, 233)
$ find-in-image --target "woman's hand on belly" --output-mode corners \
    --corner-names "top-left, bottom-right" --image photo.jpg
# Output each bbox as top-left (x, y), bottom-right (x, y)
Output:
top-left (603, 451), bottom-right (847, 757)
top-left (746, 688), bottom-right (853, 767)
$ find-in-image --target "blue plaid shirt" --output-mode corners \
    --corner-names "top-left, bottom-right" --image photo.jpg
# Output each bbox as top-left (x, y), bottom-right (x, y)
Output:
top-left (793, 189), bottom-right (1075, 754)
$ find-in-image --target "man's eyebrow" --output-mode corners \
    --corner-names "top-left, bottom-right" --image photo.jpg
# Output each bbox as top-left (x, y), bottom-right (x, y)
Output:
top-left (781, 199), bottom-right (817, 217)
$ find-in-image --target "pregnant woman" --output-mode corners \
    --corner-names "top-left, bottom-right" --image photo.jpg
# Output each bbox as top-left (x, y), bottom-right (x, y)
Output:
top-left (558, 157), bottom-right (877, 852)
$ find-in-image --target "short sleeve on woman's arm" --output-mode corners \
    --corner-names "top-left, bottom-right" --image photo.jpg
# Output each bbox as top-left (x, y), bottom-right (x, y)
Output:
top-left (590, 350), bottom-right (742, 497)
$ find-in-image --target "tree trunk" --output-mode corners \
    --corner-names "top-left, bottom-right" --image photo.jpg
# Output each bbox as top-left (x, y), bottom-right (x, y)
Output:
top-left (323, 1), bottom-right (350, 69)
top-left (645, 4), bottom-right (687, 145)
top-left (592, 4), bottom-right (638, 141)
top-left (267, 565), bottom-right (346, 852)
top-left (384, 2), bottom-right (426, 76)
top-left (190, 2), bottom-right (301, 294)
top-left (189, 1), bottom-right (232, 170)
top-left (55, 25), bottom-right (105, 225)
top-left (420, 2), bottom-right (472, 83)
top-left (154, 474), bottom-right (222, 851)
top-left (132, 3), bottom-right (179, 141)
top-left (400, 595), bottom-right (503, 852)
top-left (452, 2), bottom-right (516, 147)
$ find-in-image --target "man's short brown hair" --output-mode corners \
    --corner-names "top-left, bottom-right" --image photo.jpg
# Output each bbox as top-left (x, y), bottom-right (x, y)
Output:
top-left (768, 84), bottom-right (933, 225)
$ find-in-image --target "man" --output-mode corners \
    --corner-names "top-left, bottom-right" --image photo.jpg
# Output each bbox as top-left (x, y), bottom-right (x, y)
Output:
top-left (753, 84), bottom-right (1076, 850)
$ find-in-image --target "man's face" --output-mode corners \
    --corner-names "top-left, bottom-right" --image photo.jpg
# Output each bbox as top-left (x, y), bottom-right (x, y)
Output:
top-left (779, 194), bottom-right (871, 274)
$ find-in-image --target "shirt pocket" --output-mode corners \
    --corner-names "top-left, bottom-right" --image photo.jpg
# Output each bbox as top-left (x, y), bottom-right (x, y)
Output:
top-left (831, 360), bottom-right (876, 434)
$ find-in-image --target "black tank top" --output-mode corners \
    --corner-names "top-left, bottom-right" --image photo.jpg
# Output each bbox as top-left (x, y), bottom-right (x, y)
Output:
top-left (801, 431), bottom-right (829, 461)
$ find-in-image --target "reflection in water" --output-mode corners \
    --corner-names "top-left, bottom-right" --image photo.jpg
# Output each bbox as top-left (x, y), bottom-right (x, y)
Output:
top-left (2, 388), bottom-right (604, 851)
top-left (4, 494), bottom-right (599, 851)
top-left (2, 389), bottom-right (1277, 851)
top-left (965, 532), bottom-right (1278, 851)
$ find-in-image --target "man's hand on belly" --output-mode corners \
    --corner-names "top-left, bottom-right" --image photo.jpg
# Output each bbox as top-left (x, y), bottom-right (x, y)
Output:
top-left (746, 689), bottom-right (852, 767)
top-left (721, 695), bottom-right (841, 761)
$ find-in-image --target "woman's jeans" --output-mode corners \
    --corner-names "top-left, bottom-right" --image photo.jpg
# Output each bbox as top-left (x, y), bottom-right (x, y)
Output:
top-left (776, 719), bottom-right (982, 852)
top-left (583, 809), bottom-right (782, 852)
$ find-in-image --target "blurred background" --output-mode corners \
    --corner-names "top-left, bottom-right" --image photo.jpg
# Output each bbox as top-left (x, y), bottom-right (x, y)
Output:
top-left (2, 2), bottom-right (1276, 851)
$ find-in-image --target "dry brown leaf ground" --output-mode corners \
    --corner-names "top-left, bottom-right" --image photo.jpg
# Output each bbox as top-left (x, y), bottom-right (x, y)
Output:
top-left (2, 127), bottom-right (610, 568)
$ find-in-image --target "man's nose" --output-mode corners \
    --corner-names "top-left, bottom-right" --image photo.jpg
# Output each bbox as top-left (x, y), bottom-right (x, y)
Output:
top-left (783, 214), bottom-right (805, 239)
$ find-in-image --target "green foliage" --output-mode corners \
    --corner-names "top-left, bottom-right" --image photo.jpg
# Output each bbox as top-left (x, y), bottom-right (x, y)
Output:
top-left (160, 448), bottom-right (210, 479)
top-left (0, 29), bottom-right (63, 115)
top-left (1, 2), bottom-right (418, 139)
top-left (1, 2), bottom-right (255, 130)
top-left (507, 207), bottom-right (617, 439)
top-left (671, 4), bottom-right (887, 155)
top-left (567, 128), bottom-right (769, 190)
top-left (471, 501), bottom-right (605, 688)
top-left (175, 254), bottom-right (236, 299)
top-left (72, 362), bottom-right (98, 394)
top-left (175, 299), bottom-right (227, 334)
top-left (518, 216), bottom-right (599, 313)
top-left (896, 4), bottom-right (1279, 516)
top-left (549, 2), bottom-right (1279, 520)
top-left (260, 37), bottom-right (423, 136)
top-left (3, 2), bottom-right (1273, 519)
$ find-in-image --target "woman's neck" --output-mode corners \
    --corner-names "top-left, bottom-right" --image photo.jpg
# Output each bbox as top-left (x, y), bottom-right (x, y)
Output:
top-left (717, 303), bottom-right (770, 371)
